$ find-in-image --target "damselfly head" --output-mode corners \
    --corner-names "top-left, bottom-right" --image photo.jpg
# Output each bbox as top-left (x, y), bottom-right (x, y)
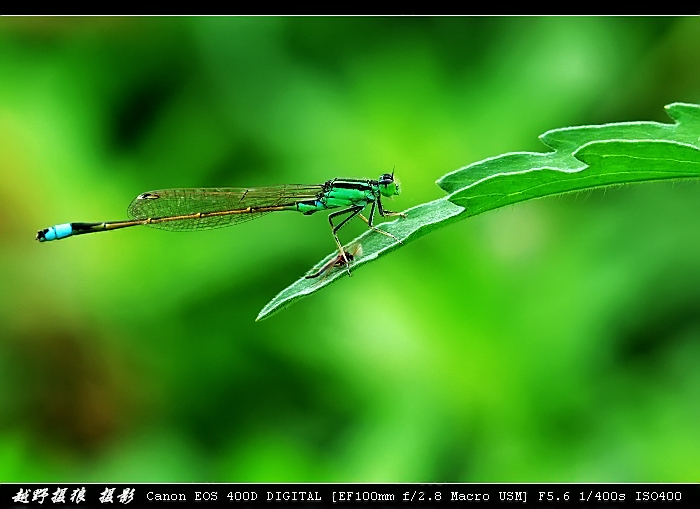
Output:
top-left (378, 173), bottom-right (400, 197)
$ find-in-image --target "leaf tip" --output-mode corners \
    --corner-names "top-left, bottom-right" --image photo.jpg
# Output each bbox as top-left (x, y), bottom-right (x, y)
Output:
top-left (255, 306), bottom-right (274, 322)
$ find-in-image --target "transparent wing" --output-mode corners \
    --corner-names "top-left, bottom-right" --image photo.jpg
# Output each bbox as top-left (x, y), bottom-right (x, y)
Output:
top-left (127, 185), bottom-right (324, 231)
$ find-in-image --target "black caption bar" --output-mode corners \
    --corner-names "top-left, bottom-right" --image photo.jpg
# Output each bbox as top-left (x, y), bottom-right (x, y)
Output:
top-left (1, 483), bottom-right (697, 508)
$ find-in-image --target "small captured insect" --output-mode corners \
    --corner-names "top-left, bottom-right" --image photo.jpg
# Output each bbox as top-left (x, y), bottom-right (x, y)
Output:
top-left (305, 244), bottom-right (363, 281)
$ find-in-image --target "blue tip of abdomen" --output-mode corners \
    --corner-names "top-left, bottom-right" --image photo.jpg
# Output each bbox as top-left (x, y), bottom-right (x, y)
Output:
top-left (36, 223), bottom-right (73, 242)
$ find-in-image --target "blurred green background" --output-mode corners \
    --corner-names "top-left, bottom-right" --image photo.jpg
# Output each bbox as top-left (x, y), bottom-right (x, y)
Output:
top-left (1, 17), bottom-right (699, 482)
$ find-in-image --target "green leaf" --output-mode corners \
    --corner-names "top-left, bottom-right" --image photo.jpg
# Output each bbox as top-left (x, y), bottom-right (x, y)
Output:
top-left (446, 140), bottom-right (700, 216)
top-left (438, 102), bottom-right (700, 195)
top-left (256, 197), bottom-right (465, 321)
top-left (257, 102), bottom-right (700, 321)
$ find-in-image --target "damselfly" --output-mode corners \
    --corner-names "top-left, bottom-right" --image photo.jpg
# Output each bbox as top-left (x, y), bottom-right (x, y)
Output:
top-left (37, 172), bottom-right (405, 266)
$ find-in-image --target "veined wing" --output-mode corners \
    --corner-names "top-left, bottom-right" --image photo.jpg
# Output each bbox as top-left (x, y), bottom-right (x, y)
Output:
top-left (127, 185), bottom-right (324, 231)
